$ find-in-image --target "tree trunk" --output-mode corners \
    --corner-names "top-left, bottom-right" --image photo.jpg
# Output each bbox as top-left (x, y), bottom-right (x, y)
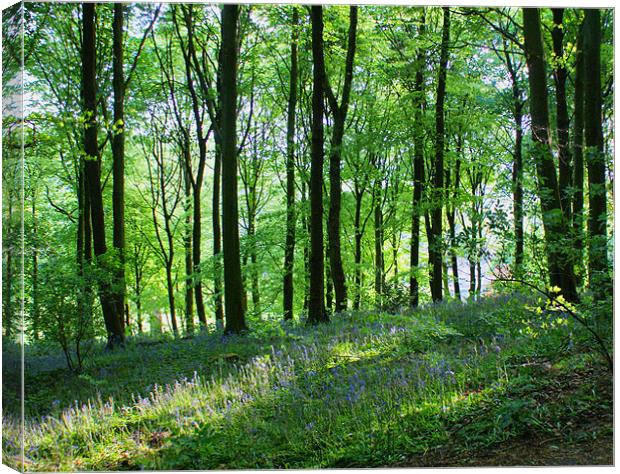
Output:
top-left (283, 7), bottom-right (299, 321)
top-left (429, 7), bottom-right (450, 302)
top-left (165, 262), bottom-right (177, 335)
top-left (248, 207), bottom-right (260, 313)
top-left (221, 4), bottom-right (246, 334)
top-left (301, 180), bottom-right (310, 313)
top-left (522, 7), bottom-right (578, 302)
top-left (353, 190), bottom-right (363, 310)
top-left (572, 21), bottom-right (585, 285)
top-left (409, 11), bottom-right (426, 308)
top-left (583, 8), bottom-right (610, 296)
top-left (325, 242), bottom-right (333, 315)
top-left (503, 46), bottom-right (525, 276)
top-left (447, 140), bottom-right (461, 300)
top-left (213, 139), bottom-right (224, 329)
top-left (82, 2), bottom-right (123, 348)
top-left (112, 3), bottom-right (126, 335)
top-left (551, 8), bottom-right (572, 224)
top-left (183, 141), bottom-right (194, 335)
top-left (326, 6), bottom-right (357, 314)
top-left (307, 6), bottom-right (328, 325)
top-left (374, 193), bottom-right (384, 308)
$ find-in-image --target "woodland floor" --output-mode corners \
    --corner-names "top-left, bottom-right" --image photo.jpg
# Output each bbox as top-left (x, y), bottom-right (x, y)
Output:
top-left (2, 294), bottom-right (614, 470)
top-left (403, 364), bottom-right (613, 467)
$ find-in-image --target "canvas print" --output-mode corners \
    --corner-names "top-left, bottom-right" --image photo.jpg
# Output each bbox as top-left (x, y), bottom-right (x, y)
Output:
top-left (2, 1), bottom-right (614, 470)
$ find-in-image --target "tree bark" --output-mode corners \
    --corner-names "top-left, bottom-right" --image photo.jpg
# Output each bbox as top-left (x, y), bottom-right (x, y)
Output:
top-left (325, 6), bottom-right (357, 313)
top-left (429, 7), bottom-right (450, 302)
top-left (447, 149), bottom-right (461, 300)
top-left (82, 2), bottom-right (123, 348)
top-left (283, 7), bottom-right (298, 321)
top-left (409, 11), bottom-right (426, 308)
top-left (374, 189), bottom-right (384, 308)
top-left (583, 8), bottom-right (610, 295)
top-left (551, 8), bottom-right (572, 224)
top-left (183, 139), bottom-right (194, 335)
top-left (307, 6), bottom-right (328, 324)
top-left (112, 3), bottom-right (126, 335)
top-left (522, 7), bottom-right (578, 302)
top-left (502, 44), bottom-right (525, 276)
top-left (221, 4), bottom-right (247, 334)
top-left (572, 21), bottom-right (585, 284)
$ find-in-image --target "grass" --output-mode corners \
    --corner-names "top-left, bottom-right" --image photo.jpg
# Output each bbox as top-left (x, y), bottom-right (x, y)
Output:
top-left (2, 292), bottom-right (613, 470)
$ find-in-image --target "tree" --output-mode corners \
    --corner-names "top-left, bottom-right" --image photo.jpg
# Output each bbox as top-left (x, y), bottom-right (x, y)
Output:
top-left (572, 19), bottom-right (585, 283)
top-left (409, 10), bottom-right (426, 308)
top-left (111, 3), bottom-right (126, 332)
top-left (551, 8), bottom-right (572, 225)
top-left (221, 4), bottom-right (247, 334)
top-left (522, 7), bottom-right (577, 302)
top-left (325, 6), bottom-right (358, 313)
top-left (428, 7), bottom-right (450, 302)
top-left (583, 8), bottom-right (610, 296)
top-left (81, 2), bottom-right (123, 348)
top-left (283, 7), bottom-right (299, 321)
top-left (307, 6), bottom-right (328, 324)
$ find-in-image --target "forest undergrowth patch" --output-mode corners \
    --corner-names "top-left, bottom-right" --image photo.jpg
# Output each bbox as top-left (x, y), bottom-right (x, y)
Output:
top-left (2, 293), bottom-right (612, 470)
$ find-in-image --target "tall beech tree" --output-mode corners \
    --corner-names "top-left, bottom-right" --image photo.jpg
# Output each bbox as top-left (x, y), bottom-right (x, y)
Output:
top-left (307, 5), bottom-right (328, 324)
top-left (221, 4), bottom-right (246, 334)
top-left (428, 7), bottom-right (450, 302)
top-left (522, 7), bottom-right (577, 302)
top-left (325, 5), bottom-right (358, 313)
top-left (283, 7), bottom-right (299, 321)
top-left (583, 8), bottom-right (610, 295)
top-left (81, 2), bottom-right (123, 347)
top-left (572, 20), bottom-right (585, 282)
top-left (409, 10), bottom-right (426, 308)
top-left (551, 8), bottom-right (572, 224)
top-left (111, 3), bottom-right (126, 331)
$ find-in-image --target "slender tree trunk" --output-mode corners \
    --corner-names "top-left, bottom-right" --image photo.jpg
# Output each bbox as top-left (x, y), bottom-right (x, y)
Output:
top-left (409, 12), bottom-right (425, 308)
top-left (447, 209), bottom-right (460, 299)
top-left (301, 180), bottom-right (310, 313)
top-left (165, 261), bottom-right (177, 335)
top-left (353, 190), bottom-right (363, 310)
top-left (183, 142), bottom-right (194, 335)
top-left (429, 7), bottom-right (450, 302)
top-left (447, 144), bottom-right (461, 300)
top-left (583, 8), bottom-right (610, 296)
top-left (213, 140), bottom-right (224, 329)
top-left (374, 192), bottom-right (384, 308)
top-left (133, 253), bottom-right (143, 333)
top-left (572, 22), bottom-right (585, 284)
top-left (552, 8), bottom-right (572, 224)
top-left (307, 6), bottom-right (328, 324)
top-left (82, 2), bottom-right (123, 348)
top-left (283, 7), bottom-right (299, 321)
top-left (503, 47), bottom-right (525, 276)
top-left (112, 3), bottom-right (126, 335)
top-left (192, 184), bottom-right (206, 328)
top-left (221, 4), bottom-right (246, 334)
top-left (325, 242), bottom-right (333, 314)
top-left (248, 207), bottom-right (260, 313)
top-left (326, 6), bottom-right (357, 314)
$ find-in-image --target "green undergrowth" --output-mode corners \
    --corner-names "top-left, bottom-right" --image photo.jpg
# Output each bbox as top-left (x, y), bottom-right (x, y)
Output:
top-left (2, 293), bottom-right (612, 470)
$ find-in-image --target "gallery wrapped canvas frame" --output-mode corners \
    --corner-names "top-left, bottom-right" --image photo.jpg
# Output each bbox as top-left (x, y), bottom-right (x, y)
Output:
top-left (1, 1), bottom-right (614, 471)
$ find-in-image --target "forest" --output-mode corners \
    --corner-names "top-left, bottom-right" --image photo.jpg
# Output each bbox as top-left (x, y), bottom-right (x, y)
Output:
top-left (2, 1), bottom-right (614, 470)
